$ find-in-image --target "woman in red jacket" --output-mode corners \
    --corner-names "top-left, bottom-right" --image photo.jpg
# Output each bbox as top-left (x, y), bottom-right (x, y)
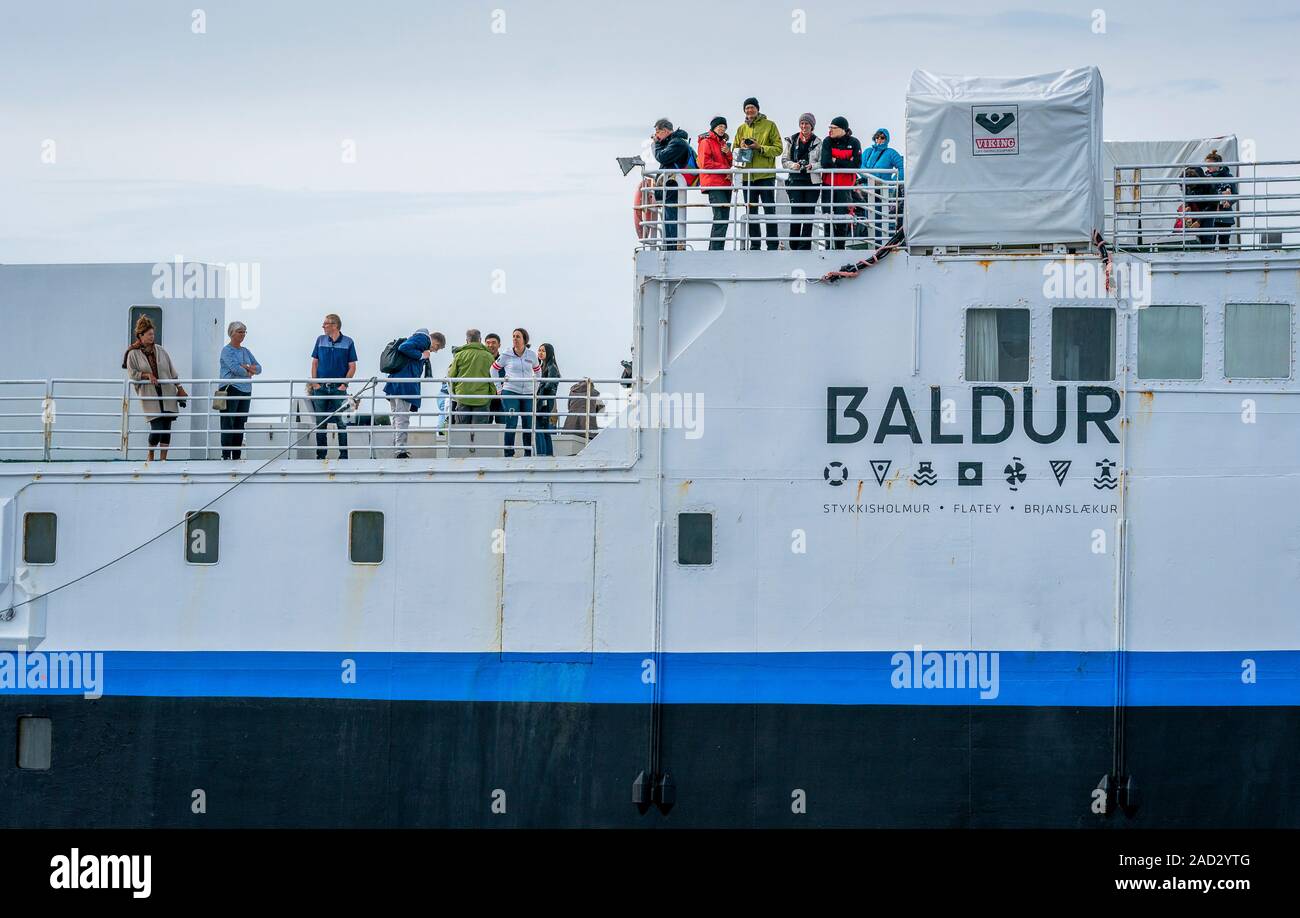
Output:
top-left (698, 117), bottom-right (734, 251)
top-left (819, 116), bottom-right (862, 250)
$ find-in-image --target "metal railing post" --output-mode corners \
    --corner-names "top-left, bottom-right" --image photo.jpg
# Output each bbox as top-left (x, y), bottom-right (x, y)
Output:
top-left (120, 378), bottom-right (131, 456)
top-left (41, 379), bottom-right (53, 461)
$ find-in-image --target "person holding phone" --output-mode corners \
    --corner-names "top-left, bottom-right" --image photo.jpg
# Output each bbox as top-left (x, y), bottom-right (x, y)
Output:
top-left (733, 97), bottom-right (782, 251)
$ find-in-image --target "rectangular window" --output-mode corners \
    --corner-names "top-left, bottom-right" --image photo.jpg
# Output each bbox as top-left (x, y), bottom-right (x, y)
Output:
top-left (23, 512), bottom-right (56, 565)
top-left (349, 511), bottom-right (384, 564)
top-left (965, 309), bottom-right (1030, 382)
top-left (17, 717), bottom-right (52, 770)
top-left (184, 511), bottom-right (220, 565)
top-left (677, 512), bottom-right (713, 566)
top-left (1138, 305), bottom-right (1203, 379)
top-left (1225, 303), bottom-right (1291, 379)
top-left (128, 305), bottom-right (163, 345)
top-left (1052, 308), bottom-right (1115, 380)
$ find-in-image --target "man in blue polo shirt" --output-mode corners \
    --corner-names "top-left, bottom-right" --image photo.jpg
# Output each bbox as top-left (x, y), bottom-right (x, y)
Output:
top-left (310, 312), bottom-right (358, 460)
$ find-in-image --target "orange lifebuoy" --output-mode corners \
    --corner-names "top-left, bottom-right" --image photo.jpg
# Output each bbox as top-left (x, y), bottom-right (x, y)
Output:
top-left (633, 178), bottom-right (657, 240)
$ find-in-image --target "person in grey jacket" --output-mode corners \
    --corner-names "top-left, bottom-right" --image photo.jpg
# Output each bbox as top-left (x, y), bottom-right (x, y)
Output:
top-left (781, 114), bottom-right (822, 250)
top-left (123, 314), bottom-right (188, 461)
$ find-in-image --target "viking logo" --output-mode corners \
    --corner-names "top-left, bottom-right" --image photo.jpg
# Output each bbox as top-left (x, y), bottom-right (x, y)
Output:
top-left (1093, 459), bottom-right (1118, 490)
top-left (974, 112), bottom-right (1016, 135)
top-left (1003, 457), bottom-right (1026, 490)
top-left (911, 461), bottom-right (938, 486)
top-left (824, 461), bottom-right (849, 486)
top-left (1050, 459), bottom-right (1072, 486)
top-left (957, 461), bottom-right (983, 486)
top-left (870, 459), bottom-right (892, 486)
top-left (972, 105), bottom-right (1019, 156)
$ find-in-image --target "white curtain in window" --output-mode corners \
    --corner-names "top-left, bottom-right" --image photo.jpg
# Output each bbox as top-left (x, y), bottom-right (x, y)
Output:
top-left (966, 309), bottom-right (1000, 380)
top-left (1226, 304), bottom-right (1291, 378)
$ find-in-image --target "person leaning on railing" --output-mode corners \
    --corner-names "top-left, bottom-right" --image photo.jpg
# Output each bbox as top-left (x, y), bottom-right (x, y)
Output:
top-left (123, 314), bottom-right (188, 462)
top-left (734, 97), bottom-right (782, 251)
top-left (781, 113), bottom-right (822, 251)
top-left (218, 321), bottom-right (261, 460)
top-left (309, 313), bottom-right (357, 460)
top-left (697, 117), bottom-right (733, 251)
top-left (448, 328), bottom-right (495, 425)
top-left (383, 328), bottom-right (440, 459)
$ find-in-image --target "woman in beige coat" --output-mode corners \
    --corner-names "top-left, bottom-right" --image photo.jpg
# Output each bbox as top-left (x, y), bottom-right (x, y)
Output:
top-left (123, 315), bottom-right (187, 461)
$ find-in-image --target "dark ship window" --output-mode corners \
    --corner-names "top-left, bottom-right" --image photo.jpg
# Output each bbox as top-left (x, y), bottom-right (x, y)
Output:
top-left (678, 512), bottom-right (713, 566)
top-left (1138, 305), bottom-right (1203, 379)
top-left (22, 513), bottom-right (57, 565)
top-left (184, 511), bottom-right (220, 565)
top-left (349, 511), bottom-right (385, 564)
top-left (1051, 308), bottom-right (1115, 380)
top-left (128, 305), bottom-right (163, 345)
top-left (1225, 303), bottom-right (1292, 379)
top-left (17, 717), bottom-right (52, 770)
top-left (965, 308), bottom-right (1029, 381)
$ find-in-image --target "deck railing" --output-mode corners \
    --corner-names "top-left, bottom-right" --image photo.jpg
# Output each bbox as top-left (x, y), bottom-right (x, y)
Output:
top-left (636, 167), bottom-right (901, 251)
top-left (1109, 159), bottom-right (1300, 252)
top-left (0, 376), bottom-right (629, 462)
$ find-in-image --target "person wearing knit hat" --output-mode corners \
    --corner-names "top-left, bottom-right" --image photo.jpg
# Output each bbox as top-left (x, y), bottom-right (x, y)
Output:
top-left (698, 116), bottom-right (734, 250)
top-left (734, 97), bottom-right (783, 250)
top-left (781, 113), bottom-right (823, 250)
top-left (820, 116), bottom-right (862, 249)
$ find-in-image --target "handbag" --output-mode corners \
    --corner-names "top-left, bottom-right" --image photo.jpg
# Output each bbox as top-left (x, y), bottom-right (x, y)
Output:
top-left (212, 386), bottom-right (228, 412)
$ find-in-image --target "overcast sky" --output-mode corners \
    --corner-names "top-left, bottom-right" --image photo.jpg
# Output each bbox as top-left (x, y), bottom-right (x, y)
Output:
top-left (2, 0), bottom-right (1298, 383)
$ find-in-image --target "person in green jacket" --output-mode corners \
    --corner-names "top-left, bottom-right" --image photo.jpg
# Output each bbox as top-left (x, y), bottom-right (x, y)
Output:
top-left (448, 328), bottom-right (496, 424)
top-left (733, 97), bottom-right (782, 250)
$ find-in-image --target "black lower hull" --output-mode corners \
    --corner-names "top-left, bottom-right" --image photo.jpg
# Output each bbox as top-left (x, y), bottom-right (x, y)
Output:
top-left (1, 697), bottom-right (1295, 827)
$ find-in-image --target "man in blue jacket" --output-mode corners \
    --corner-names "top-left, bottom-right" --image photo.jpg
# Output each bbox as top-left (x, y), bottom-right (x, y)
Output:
top-left (860, 128), bottom-right (905, 244)
top-left (652, 118), bottom-right (692, 249)
top-left (384, 328), bottom-right (444, 458)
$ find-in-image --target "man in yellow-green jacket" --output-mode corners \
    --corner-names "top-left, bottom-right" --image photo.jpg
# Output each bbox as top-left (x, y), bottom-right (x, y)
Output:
top-left (733, 97), bottom-right (782, 250)
top-left (448, 329), bottom-right (497, 424)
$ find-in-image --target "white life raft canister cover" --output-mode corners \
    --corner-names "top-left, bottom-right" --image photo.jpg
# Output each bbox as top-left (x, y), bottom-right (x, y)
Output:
top-left (904, 67), bottom-right (1104, 247)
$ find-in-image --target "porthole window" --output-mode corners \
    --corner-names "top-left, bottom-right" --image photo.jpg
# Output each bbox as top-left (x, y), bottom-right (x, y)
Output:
top-left (1225, 303), bottom-right (1291, 379)
top-left (1138, 305), bottom-right (1203, 379)
top-left (17, 717), bottom-right (52, 770)
top-left (1051, 308), bottom-right (1115, 381)
top-left (184, 511), bottom-right (220, 565)
top-left (965, 308), bottom-right (1030, 382)
top-left (349, 511), bottom-right (384, 564)
top-left (22, 513), bottom-right (56, 565)
top-left (677, 512), bottom-right (713, 566)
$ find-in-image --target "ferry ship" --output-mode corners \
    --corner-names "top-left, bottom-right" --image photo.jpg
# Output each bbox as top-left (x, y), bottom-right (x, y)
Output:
top-left (0, 68), bottom-right (1296, 827)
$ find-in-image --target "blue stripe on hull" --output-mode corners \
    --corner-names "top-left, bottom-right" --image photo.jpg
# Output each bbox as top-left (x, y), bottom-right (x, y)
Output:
top-left (2, 650), bottom-right (1297, 706)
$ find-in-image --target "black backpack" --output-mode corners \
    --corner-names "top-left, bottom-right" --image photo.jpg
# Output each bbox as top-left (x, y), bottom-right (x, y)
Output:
top-left (379, 338), bottom-right (409, 374)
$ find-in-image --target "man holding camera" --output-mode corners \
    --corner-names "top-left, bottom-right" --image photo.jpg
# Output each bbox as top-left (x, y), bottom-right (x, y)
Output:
top-left (733, 97), bottom-right (782, 251)
top-left (652, 118), bottom-right (691, 249)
